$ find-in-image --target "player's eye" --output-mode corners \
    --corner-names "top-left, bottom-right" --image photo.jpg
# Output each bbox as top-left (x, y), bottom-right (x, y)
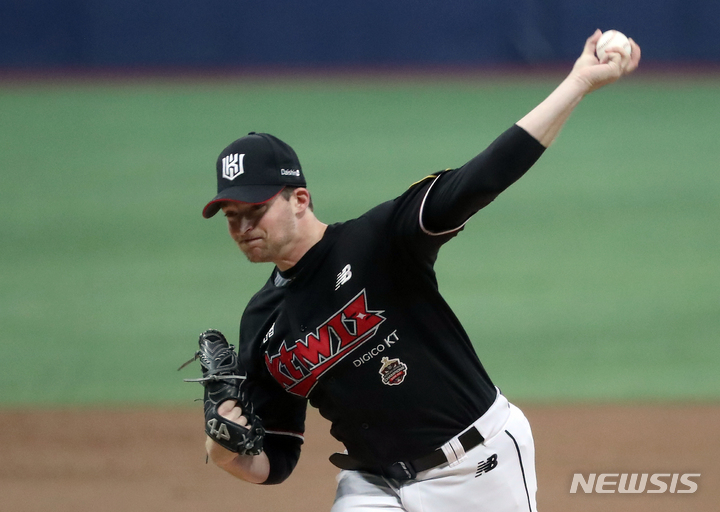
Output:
top-left (249, 204), bottom-right (268, 217)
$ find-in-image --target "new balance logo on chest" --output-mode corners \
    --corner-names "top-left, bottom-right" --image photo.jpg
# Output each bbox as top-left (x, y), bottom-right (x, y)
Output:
top-left (335, 264), bottom-right (352, 290)
top-left (261, 323), bottom-right (275, 345)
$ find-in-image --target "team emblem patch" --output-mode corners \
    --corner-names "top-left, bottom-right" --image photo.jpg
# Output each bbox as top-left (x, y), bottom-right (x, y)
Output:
top-left (378, 356), bottom-right (408, 386)
top-left (222, 153), bottom-right (245, 180)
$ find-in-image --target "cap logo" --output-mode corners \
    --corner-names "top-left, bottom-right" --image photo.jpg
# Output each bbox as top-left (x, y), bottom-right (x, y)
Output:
top-left (221, 153), bottom-right (245, 181)
top-left (280, 168), bottom-right (301, 177)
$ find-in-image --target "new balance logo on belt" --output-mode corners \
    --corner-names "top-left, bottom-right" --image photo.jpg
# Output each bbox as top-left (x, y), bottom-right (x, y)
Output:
top-left (475, 454), bottom-right (498, 477)
top-left (335, 264), bottom-right (352, 290)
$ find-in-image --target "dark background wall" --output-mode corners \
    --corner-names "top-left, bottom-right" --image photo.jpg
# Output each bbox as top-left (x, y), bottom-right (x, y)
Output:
top-left (1, 0), bottom-right (719, 69)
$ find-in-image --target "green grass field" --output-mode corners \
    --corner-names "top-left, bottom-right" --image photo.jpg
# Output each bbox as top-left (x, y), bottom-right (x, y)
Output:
top-left (1, 73), bottom-right (718, 405)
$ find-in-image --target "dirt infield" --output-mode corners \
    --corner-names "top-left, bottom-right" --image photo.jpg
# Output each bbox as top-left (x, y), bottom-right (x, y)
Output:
top-left (1, 404), bottom-right (717, 512)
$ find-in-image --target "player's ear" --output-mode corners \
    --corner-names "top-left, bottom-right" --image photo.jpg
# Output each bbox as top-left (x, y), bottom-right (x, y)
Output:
top-left (292, 188), bottom-right (313, 213)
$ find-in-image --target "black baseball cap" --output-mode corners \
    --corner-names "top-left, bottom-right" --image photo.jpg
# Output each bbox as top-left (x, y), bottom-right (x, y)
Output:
top-left (202, 132), bottom-right (306, 219)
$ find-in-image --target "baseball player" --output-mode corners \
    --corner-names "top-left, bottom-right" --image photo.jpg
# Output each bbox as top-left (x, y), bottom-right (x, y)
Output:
top-left (193, 31), bottom-right (640, 511)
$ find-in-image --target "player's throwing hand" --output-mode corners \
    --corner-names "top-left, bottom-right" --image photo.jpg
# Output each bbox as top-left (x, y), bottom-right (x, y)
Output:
top-left (571, 29), bottom-right (641, 94)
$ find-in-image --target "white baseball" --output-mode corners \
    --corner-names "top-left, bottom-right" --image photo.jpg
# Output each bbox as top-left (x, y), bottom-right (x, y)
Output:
top-left (596, 30), bottom-right (632, 62)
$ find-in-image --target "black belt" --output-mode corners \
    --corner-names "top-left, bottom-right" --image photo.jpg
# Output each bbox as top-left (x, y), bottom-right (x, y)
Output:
top-left (329, 426), bottom-right (485, 481)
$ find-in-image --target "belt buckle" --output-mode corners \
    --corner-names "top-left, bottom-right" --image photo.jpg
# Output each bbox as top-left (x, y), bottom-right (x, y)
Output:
top-left (384, 461), bottom-right (416, 481)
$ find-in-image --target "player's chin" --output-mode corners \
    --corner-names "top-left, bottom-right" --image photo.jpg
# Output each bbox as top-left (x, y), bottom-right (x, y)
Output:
top-left (240, 245), bottom-right (271, 264)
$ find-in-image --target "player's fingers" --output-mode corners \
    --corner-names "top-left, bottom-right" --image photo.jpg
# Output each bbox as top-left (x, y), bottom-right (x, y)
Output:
top-left (227, 406), bottom-right (245, 423)
top-left (584, 29), bottom-right (603, 56)
top-left (613, 45), bottom-right (632, 71)
top-left (603, 48), bottom-right (625, 71)
top-left (626, 39), bottom-right (641, 72)
top-left (221, 405), bottom-right (248, 426)
top-left (218, 399), bottom-right (238, 416)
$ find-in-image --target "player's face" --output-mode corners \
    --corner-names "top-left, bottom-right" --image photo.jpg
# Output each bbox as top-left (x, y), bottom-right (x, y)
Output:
top-left (221, 195), bottom-right (297, 265)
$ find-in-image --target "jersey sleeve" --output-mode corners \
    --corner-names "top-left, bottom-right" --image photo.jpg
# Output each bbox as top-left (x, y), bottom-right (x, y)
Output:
top-left (420, 124), bottom-right (545, 234)
top-left (237, 288), bottom-right (309, 484)
top-left (239, 359), bottom-right (308, 484)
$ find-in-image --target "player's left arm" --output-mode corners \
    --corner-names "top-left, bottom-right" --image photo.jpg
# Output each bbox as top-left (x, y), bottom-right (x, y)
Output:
top-left (205, 400), bottom-right (271, 483)
top-left (205, 396), bottom-right (306, 485)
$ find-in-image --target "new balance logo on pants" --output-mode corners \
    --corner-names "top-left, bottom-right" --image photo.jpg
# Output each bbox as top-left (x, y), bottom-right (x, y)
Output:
top-left (475, 454), bottom-right (498, 477)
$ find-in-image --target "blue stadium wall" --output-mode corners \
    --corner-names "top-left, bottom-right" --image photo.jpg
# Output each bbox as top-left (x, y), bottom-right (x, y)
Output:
top-left (1, 0), bottom-right (719, 68)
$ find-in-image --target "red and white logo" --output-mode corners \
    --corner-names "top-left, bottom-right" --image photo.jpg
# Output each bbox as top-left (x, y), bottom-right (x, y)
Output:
top-left (265, 290), bottom-right (385, 397)
top-left (378, 356), bottom-right (408, 386)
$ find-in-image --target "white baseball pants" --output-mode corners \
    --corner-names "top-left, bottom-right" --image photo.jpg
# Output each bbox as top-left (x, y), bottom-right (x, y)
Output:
top-left (330, 393), bottom-right (538, 512)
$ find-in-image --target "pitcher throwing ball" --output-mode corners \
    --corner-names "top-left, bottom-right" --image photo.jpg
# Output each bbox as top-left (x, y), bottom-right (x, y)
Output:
top-left (190, 31), bottom-right (640, 511)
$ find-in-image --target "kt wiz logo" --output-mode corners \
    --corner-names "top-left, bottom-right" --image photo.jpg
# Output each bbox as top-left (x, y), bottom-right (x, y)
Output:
top-left (265, 289), bottom-right (385, 397)
top-left (222, 153), bottom-right (245, 181)
top-left (570, 473), bottom-right (700, 494)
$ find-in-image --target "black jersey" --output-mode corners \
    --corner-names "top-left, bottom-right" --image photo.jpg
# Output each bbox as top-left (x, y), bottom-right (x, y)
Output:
top-left (236, 125), bottom-right (545, 472)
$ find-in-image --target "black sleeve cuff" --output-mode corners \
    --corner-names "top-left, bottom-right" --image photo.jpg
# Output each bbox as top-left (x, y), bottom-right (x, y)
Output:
top-left (261, 434), bottom-right (303, 485)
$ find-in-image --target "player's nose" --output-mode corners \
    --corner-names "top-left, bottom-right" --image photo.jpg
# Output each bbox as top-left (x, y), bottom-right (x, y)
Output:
top-left (239, 215), bottom-right (256, 234)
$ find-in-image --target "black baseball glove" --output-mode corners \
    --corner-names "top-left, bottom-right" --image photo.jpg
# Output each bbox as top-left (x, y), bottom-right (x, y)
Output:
top-left (179, 329), bottom-right (265, 456)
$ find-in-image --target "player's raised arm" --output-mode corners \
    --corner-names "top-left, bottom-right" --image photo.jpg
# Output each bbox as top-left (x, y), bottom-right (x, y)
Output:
top-left (420, 31), bottom-right (640, 234)
top-left (517, 29), bottom-right (641, 147)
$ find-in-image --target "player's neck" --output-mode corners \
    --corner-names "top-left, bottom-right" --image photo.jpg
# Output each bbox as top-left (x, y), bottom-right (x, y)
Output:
top-left (275, 217), bottom-right (328, 272)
